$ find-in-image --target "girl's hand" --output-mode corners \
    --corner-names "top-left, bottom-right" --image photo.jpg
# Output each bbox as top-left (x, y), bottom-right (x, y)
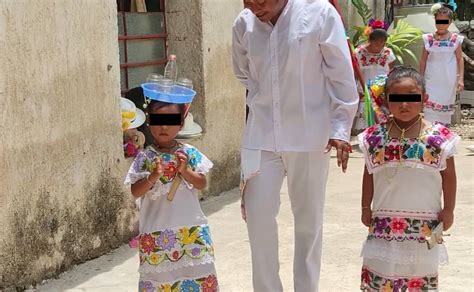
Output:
top-left (176, 151), bottom-right (189, 174)
top-left (457, 80), bottom-right (464, 93)
top-left (361, 208), bottom-right (372, 227)
top-left (155, 159), bottom-right (164, 179)
top-left (438, 209), bottom-right (454, 231)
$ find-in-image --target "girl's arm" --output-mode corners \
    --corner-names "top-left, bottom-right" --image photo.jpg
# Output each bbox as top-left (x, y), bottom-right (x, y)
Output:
top-left (180, 169), bottom-right (207, 191)
top-left (361, 165), bottom-right (374, 227)
top-left (419, 47), bottom-right (428, 77)
top-left (388, 61), bottom-right (395, 71)
top-left (455, 45), bottom-right (464, 91)
top-left (131, 173), bottom-right (160, 198)
top-left (439, 157), bottom-right (457, 231)
top-left (176, 152), bottom-right (207, 190)
top-left (131, 160), bottom-right (163, 198)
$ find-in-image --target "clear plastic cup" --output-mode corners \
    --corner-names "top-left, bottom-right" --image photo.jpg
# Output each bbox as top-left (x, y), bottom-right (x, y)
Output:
top-left (177, 77), bottom-right (193, 89)
top-left (146, 73), bottom-right (163, 83)
top-left (157, 78), bottom-right (175, 93)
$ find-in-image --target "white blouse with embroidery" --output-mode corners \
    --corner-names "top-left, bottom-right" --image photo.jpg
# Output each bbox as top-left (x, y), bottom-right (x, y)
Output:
top-left (355, 45), bottom-right (395, 84)
top-left (358, 122), bottom-right (459, 278)
top-left (124, 144), bottom-right (219, 289)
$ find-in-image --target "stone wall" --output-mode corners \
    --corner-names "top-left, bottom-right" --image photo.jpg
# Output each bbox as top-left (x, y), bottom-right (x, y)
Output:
top-left (0, 1), bottom-right (136, 289)
top-left (165, 0), bottom-right (245, 198)
top-left (458, 22), bottom-right (474, 90)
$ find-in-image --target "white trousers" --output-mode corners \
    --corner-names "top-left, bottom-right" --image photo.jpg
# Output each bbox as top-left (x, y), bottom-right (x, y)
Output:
top-left (243, 150), bottom-right (330, 292)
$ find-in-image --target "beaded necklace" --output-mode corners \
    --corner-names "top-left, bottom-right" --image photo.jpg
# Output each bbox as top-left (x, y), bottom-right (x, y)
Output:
top-left (383, 114), bottom-right (423, 181)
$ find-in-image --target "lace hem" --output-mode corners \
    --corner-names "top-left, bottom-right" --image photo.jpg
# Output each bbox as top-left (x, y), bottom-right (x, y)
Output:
top-left (139, 273), bottom-right (218, 291)
top-left (124, 172), bottom-right (148, 186)
top-left (139, 254), bottom-right (215, 273)
top-left (361, 240), bottom-right (448, 266)
top-left (148, 180), bottom-right (193, 200)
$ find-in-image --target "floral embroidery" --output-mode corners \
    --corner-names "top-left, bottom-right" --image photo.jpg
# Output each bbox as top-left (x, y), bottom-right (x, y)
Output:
top-left (185, 147), bottom-right (203, 169)
top-left (139, 274), bottom-right (218, 292)
top-left (427, 33), bottom-right (458, 48)
top-left (135, 145), bottom-right (205, 184)
top-left (361, 266), bottom-right (438, 291)
top-left (357, 46), bottom-right (393, 68)
top-left (368, 216), bottom-right (439, 243)
top-left (425, 100), bottom-right (455, 113)
top-left (361, 123), bottom-right (454, 172)
top-left (139, 225), bottom-right (214, 266)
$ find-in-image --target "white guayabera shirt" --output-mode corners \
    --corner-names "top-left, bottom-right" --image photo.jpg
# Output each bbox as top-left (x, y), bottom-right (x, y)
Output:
top-left (232, 0), bottom-right (358, 153)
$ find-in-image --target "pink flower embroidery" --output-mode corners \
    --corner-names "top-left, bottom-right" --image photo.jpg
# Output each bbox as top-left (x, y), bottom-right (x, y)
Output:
top-left (407, 278), bottom-right (426, 291)
top-left (389, 218), bottom-right (408, 234)
top-left (140, 233), bottom-right (156, 254)
top-left (440, 127), bottom-right (452, 138)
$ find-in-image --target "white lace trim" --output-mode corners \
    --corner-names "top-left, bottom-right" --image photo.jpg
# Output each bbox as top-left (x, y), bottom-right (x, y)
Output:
top-left (361, 240), bottom-right (448, 266)
top-left (124, 172), bottom-right (196, 200)
top-left (139, 253), bottom-right (215, 273)
top-left (138, 271), bottom-right (218, 287)
top-left (124, 172), bottom-right (148, 186)
top-left (148, 180), bottom-right (193, 200)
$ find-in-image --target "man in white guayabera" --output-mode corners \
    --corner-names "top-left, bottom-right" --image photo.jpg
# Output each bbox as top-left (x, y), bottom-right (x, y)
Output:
top-left (232, 0), bottom-right (359, 291)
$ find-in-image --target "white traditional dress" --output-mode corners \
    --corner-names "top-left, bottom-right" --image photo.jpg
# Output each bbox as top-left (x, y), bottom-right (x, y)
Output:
top-left (124, 144), bottom-right (218, 292)
top-left (423, 33), bottom-right (464, 124)
top-left (358, 122), bottom-right (459, 291)
top-left (354, 45), bottom-right (395, 130)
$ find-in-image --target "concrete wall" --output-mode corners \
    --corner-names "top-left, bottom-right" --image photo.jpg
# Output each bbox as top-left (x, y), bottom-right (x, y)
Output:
top-left (0, 1), bottom-right (136, 289)
top-left (165, 0), bottom-right (245, 198)
top-left (341, 0), bottom-right (387, 28)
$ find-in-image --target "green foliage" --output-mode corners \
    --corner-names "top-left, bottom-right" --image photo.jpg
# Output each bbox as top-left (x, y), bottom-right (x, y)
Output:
top-left (349, 1), bottom-right (422, 64)
top-left (351, 0), bottom-right (372, 25)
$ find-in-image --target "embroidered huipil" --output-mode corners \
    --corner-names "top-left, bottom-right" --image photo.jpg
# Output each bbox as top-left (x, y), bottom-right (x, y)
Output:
top-left (423, 33), bottom-right (463, 120)
top-left (355, 45), bottom-right (395, 84)
top-left (232, 0), bottom-right (358, 153)
top-left (358, 123), bottom-right (460, 291)
top-left (124, 144), bottom-right (219, 292)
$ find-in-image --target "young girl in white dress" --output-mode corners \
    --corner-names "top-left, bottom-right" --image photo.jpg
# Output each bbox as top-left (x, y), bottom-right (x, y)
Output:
top-left (355, 19), bottom-right (396, 130)
top-left (125, 100), bottom-right (219, 292)
top-left (358, 66), bottom-right (458, 291)
top-left (420, 3), bottom-right (464, 125)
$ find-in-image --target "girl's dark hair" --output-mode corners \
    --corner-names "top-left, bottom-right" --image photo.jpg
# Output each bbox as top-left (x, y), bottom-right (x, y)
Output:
top-left (369, 28), bottom-right (388, 42)
top-left (147, 100), bottom-right (186, 121)
top-left (385, 65), bottom-right (426, 94)
top-left (434, 6), bottom-right (454, 19)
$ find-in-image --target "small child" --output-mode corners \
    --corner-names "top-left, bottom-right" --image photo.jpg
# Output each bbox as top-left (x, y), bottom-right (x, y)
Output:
top-left (354, 19), bottom-right (396, 130)
top-left (124, 99), bottom-right (219, 291)
top-left (358, 66), bottom-right (458, 291)
top-left (420, 3), bottom-right (464, 125)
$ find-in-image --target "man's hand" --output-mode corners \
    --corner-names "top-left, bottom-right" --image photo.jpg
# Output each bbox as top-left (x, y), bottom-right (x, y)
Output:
top-left (325, 139), bottom-right (352, 173)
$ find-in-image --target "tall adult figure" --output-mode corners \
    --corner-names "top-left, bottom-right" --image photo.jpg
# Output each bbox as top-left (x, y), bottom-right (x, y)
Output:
top-left (232, 0), bottom-right (359, 291)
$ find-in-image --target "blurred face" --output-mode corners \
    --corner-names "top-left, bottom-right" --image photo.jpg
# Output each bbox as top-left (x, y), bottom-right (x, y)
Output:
top-left (386, 78), bottom-right (428, 123)
top-left (243, 0), bottom-right (287, 23)
top-left (435, 14), bottom-right (451, 34)
top-left (368, 39), bottom-right (386, 53)
top-left (148, 104), bottom-right (183, 145)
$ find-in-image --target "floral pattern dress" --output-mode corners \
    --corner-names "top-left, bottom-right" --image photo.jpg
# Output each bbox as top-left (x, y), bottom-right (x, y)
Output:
top-left (124, 144), bottom-right (219, 292)
top-left (422, 33), bottom-right (464, 124)
top-left (354, 45), bottom-right (396, 130)
top-left (358, 122), bottom-right (460, 291)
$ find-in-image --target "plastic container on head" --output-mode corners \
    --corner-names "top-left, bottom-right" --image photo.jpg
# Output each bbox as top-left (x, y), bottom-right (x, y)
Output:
top-left (141, 82), bottom-right (196, 104)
